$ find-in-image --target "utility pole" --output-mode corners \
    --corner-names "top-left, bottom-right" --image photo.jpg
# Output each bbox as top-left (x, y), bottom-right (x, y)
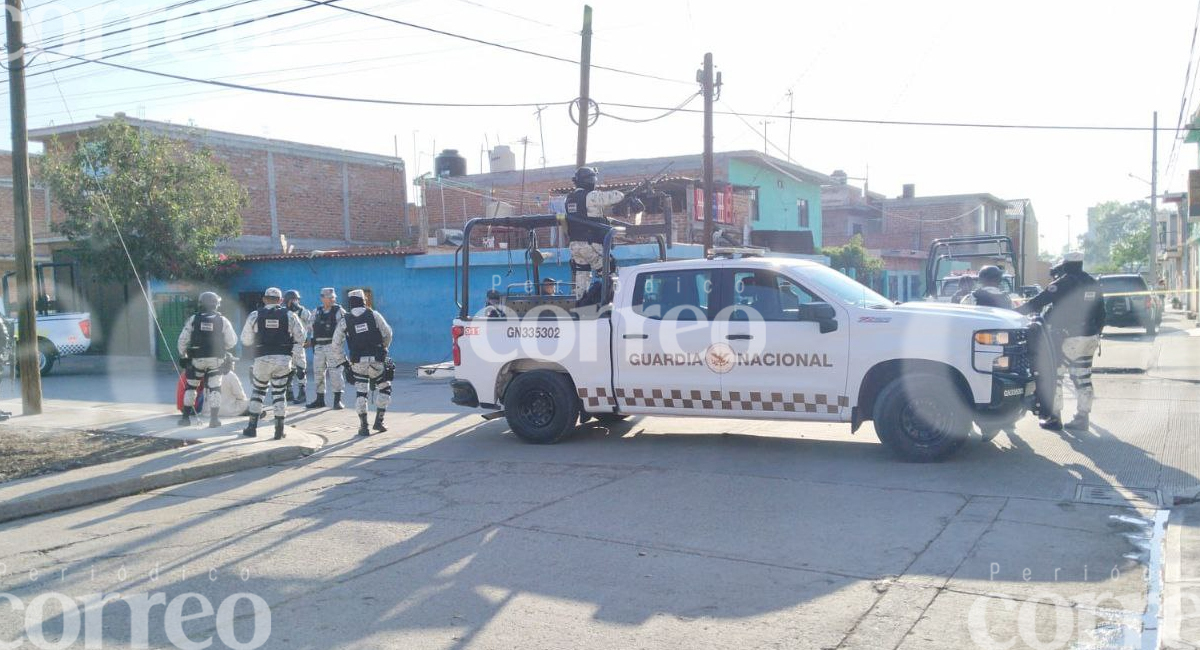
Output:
top-left (1150, 111), bottom-right (1159, 284)
top-left (699, 52), bottom-right (719, 254)
top-left (575, 5), bottom-right (592, 167)
top-left (786, 89), bottom-right (794, 163)
top-left (5, 0), bottom-right (41, 414)
top-left (519, 136), bottom-right (529, 214)
top-left (758, 120), bottom-right (772, 155)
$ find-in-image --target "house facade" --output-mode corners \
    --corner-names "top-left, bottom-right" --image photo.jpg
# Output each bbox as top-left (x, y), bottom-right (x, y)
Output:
top-left (417, 150), bottom-right (829, 253)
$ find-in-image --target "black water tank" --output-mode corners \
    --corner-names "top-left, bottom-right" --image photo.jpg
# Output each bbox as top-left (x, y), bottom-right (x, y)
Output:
top-left (435, 149), bottom-right (467, 177)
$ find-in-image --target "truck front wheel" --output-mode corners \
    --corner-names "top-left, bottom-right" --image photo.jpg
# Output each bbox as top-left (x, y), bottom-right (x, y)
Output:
top-left (872, 373), bottom-right (970, 462)
top-left (504, 370), bottom-right (579, 444)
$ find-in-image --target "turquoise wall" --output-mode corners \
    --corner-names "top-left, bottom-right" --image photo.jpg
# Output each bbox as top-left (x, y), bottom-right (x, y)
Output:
top-left (221, 243), bottom-right (703, 364)
top-left (727, 159), bottom-right (823, 247)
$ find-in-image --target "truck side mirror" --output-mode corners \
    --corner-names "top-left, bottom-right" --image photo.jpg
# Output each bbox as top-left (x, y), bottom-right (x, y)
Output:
top-left (798, 302), bottom-right (838, 333)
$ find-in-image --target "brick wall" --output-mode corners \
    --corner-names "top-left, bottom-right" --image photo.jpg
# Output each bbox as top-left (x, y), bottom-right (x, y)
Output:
top-left (22, 122), bottom-right (408, 257)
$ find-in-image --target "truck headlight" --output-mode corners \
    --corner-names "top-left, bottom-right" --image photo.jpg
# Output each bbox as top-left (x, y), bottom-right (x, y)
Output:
top-left (974, 331), bottom-right (1010, 346)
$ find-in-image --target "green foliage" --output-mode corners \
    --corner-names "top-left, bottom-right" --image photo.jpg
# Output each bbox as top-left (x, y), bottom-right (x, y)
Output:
top-left (1081, 200), bottom-right (1157, 273)
top-left (41, 119), bottom-right (247, 283)
top-left (822, 234), bottom-right (885, 285)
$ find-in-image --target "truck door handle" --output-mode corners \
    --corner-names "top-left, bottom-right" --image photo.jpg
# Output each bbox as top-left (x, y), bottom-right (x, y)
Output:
top-left (726, 334), bottom-right (753, 340)
top-left (623, 333), bottom-right (649, 339)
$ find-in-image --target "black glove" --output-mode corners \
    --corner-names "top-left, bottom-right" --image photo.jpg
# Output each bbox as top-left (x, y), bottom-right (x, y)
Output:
top-left (180, 357), bottom-right (191, 371)
top-left (382, 358), bottom-right (396, 383)
top-left (219, 353), bottom-right (235, 374)
top-left (342, 362), bottom-right (355, 384)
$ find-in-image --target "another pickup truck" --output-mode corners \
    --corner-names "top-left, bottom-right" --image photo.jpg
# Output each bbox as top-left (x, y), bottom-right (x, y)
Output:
top-left (2, 262), bottom-right (92, 375)
top-left (451, 216), bottom-right (1035, 462)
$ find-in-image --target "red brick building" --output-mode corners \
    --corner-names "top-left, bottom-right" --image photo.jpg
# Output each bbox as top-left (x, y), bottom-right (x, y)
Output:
top-left (823, 181), bottom-right (1037, 300)
top-left (26, 114), bottom-right (409, 257)
top-left (0, 115), bottom-right (408, 353)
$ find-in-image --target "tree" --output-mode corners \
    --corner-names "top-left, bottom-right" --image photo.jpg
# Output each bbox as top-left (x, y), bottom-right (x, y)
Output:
top-left (1080, 200), bottom-right (1159, 274)
top-left (42, 119), bottom-right (246, 283)
top-left (822, 234), bottom-right (885, 286)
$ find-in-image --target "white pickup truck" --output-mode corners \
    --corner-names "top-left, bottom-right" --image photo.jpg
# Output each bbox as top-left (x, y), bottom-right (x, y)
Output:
top-left (3, 263), bottom-right (92, 375)
top-left (450, 218), bottom-right (1035, 462)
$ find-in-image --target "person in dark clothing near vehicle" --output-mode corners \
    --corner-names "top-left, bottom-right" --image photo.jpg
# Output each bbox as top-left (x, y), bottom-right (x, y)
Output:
top-left (962, 266), bottom-right (1014, 309)
top-left (950, 275), bottom-right (976, 304)
top-left (1017, 251), bottom-right (1106, 431)
top-left (331, 289), bottom-right (394, 436)
top-left (564, 166), bottom-right (633, 298)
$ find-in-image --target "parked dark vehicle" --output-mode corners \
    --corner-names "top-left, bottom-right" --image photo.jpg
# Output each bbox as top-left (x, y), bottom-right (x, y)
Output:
top-left (1098, 274), bottom-right (1160, 336)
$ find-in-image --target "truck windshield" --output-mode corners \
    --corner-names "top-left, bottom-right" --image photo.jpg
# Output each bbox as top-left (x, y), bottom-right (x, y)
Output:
top-left (799, 264), bottom-right (892, 309)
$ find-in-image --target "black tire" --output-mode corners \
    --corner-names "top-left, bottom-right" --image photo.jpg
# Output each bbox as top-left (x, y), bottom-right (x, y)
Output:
top-left (37, 339), bottom-right (55, 376)
top-left (504, 370), bottom-right (579, 444)
top-left (595, 413), bottom-right (629, 423)
top-left (873, 372), bottom-right (971, 462)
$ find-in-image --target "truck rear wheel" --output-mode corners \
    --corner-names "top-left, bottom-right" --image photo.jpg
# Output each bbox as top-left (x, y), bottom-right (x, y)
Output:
top-left (873, 373), bottom-right (970, 462)
top-left (504, 370), bottom-right (579, 444)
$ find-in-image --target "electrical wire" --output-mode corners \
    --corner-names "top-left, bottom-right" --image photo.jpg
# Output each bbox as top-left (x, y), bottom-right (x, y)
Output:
top-left (35, 48), bottom-right (574, 108)
top-left (1162, 0), bottom-right (1200, 189)
top-left (298, 0), bottom-right (695, 86)
top-left (599, 92), bottom-right (698, 123)
top-left (23, 16), bottom-right (183, 373)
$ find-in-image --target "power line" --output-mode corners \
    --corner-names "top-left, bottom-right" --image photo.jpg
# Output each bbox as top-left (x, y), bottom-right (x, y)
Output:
top-left (298, 0), bottom-right (694, 85)
top-left (32, 0), bottom-right (214, 51)
top-left (36, 48), bottom-right (573, 108)
top-left (604, 101), bottom-right (1174, 132)
top-left (598, 93), bottom-right (698, 123)
top-left (1163, 0), bottom-right (1200, 188)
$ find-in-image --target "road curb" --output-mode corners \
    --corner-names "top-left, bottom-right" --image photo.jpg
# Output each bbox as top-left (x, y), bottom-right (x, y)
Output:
top-left (0, 441), bottom-right (318, 525)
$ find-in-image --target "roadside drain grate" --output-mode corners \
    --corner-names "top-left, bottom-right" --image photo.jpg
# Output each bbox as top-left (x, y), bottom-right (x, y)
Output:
top-left (1074, 484), bottom-right (1163, 508)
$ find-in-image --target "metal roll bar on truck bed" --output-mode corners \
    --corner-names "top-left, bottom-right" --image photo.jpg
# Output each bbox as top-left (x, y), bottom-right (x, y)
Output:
top-left (456, 214), bottom-right (667, 320)
top-left (924, 235), bottom-right (1021, 299)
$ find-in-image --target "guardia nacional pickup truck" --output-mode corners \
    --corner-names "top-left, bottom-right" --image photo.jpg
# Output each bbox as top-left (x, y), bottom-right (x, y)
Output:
top-left (450, 215), bottom-right (1034, 462)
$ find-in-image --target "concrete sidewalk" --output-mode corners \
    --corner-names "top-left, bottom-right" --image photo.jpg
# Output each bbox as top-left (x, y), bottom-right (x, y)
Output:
top-left (1165, 498), bottom-right (1200, 649)
top-left (0, 399), bottom-right (323, 524)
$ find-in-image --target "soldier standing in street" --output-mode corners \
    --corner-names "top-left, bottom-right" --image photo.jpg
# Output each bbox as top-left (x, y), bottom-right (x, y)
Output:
top-left (177, 292), bottom-right (237, 428)
top-left (306, 287), bottom-right (345, 409)
top-left (283, 290), bottom-right (311, 405)
top-left (331, 289), bottom-right (394, 436)
top-left (240, 287), bottom-right (307, 439)
top-left (1017, 251), bottom-right (1106, 431)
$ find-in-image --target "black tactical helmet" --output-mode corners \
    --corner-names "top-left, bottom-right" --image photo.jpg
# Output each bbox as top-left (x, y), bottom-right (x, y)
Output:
top-left (977, 265), bottom-right (1004, 285)
top-left (198, 291), bottom-right (221, 311)
top-left (283, 290), bottom-right (300, 303)
top-left (486, 289), bottom-right (500, 302)
top-left (573, 166), bottom-right (598, 191)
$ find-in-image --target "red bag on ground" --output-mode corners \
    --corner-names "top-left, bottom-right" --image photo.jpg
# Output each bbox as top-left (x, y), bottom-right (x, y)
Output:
top-left (176, 372), bottom-right (204, 411)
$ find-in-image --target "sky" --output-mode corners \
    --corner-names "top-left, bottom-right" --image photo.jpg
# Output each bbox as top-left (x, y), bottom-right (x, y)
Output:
top-left (10, 0), bottom-right (1200, 255)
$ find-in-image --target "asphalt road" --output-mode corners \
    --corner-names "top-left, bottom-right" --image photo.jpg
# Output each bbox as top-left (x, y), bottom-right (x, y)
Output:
top-left (0, 314), bottom-right (1197, 649)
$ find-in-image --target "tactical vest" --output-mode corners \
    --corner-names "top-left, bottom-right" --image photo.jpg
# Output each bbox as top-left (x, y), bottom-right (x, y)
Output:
top-left (565, 188), bottom-right (605, 243)
top-left (971, 287), bottom-right (1013, 310)
top-left (1046, 272), bottom-right (1106, 337)
top-left (312, 305), bottom-right (341, 344)
top-left (254, 306), bottom-right (293, 357)
top-left (344, 308), bottom-right (385, 362)
top-left (188, 312), bottom-right (225, 358)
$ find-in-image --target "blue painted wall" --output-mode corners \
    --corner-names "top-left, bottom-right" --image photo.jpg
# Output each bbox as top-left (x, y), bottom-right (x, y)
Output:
top-left (226, 243), bottom-right (704, 364)
top-left (727, 158), bottom-right (823, 247)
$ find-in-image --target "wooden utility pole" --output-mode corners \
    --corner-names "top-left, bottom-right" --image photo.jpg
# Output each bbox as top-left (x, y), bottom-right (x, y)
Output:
top-left (5, 0), bottom-right (42, 414)
top-left (1150, 111), bottom-right (1158, 285)
top-left (700, 52), bottom-right (715, 254)
top-left (575, 5), bottom-right (592, 168)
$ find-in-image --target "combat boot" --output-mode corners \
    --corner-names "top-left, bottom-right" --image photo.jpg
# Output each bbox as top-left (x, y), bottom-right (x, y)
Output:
top-left (178, 405), bottom-right (194, 427)
top-left (1039, 415), bottom-right (1063, 431)
top-left (274, 417), bottom-right (286, 440)
top-left (1065, 413), bottom-right (1089, 431)
top-left (373, 409), bottom-right (387, 433)
top-left (208, 408), bottom-right (222, 429)
top-left (332, 392), bottom-right (344, 410)
top-left (242, 414), bottom-right (258, 437)
top-left (357, 413), bottom-right (370, 437)
top-left (293, 385), bottom-right (307, 405)
top-left (306, 393), bottom-right (326, 409)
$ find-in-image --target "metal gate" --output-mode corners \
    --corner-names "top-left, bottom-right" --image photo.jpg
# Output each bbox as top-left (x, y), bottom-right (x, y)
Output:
top-left (153, 293), bottom-right (195, 362)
